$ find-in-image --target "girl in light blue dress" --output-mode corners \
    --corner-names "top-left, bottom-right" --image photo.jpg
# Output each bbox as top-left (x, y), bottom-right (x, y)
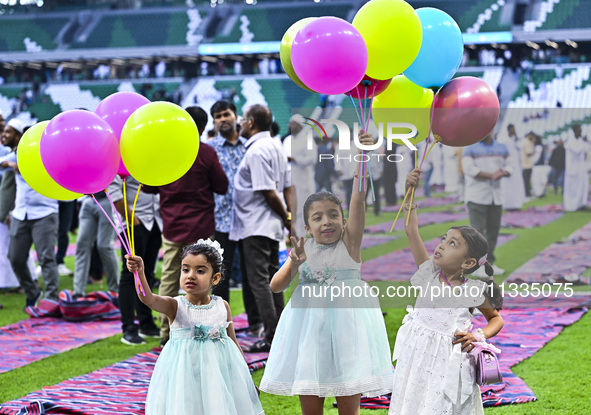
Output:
top-left (260, 132), bottom-right (393, 415)
top-left (126, 240), bottom-right (263, 415)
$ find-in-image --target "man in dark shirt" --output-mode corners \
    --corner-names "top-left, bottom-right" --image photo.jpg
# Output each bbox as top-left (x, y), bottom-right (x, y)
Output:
top-left (145, 106), bottom-right (229, 347)
top-left (549, 139), bottom-right (566, 195)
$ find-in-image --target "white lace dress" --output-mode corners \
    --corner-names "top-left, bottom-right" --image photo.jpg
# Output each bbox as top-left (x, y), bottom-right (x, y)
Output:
top-left (389, 257), bottom-right (487, 415)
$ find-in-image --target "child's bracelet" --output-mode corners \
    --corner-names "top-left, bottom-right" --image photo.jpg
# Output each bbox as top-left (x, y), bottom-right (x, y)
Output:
top-left (403, 203), bottom-right (418, 211)
top-left (472, 328), bottom-right (486, 342)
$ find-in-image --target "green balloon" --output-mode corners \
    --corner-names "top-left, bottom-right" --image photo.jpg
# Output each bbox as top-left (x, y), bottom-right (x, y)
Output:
top-left (17, 121), bottom-right (82, 201)
top-left (281, 18), bottom-right (317, 93)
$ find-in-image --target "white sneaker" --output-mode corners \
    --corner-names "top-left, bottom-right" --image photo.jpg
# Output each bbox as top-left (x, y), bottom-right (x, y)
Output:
top-left (492, 265), bottom-right (505, 275)
top-left (471, 267), bottom-right (488, 278)
top-left (35, 265), bottom-right (42, 277)
top-left (57, 264), bottom-right (73, 276)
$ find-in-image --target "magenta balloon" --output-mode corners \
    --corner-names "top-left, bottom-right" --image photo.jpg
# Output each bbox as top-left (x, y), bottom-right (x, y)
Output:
top-left (347, 75), bottom-right (392, 99)
top-left (292, 17), bottom-right (368, 95)
top-left (432, 77), bottom-right (500, 147)
top-left (41, 110), bottom-right (120, 194)
top-left (95, 91), bottom-right (150, 178)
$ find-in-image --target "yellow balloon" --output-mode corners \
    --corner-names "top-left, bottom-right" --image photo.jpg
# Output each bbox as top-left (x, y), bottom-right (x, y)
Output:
top-left (353, 0), bottom-right (422, 80)
top-left (372, 75), bottom-right (434, 145)
top-left (17, 121), bottom-right (83, 201)
top-left (281, 18), bottom-right (317, 93)
top-left (120, 102), bottom-right (199, 186)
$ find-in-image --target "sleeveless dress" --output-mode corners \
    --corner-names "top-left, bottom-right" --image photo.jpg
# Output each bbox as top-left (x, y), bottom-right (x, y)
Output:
top-left (389, 257), bottom-right (487, 415)
top-left (146, 295), bottom-right (264, 415)
top-left (260, 238), bottom-right (393, 397)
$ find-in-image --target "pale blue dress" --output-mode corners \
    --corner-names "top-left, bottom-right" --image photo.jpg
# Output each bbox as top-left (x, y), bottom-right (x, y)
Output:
top-left (260, 238), bottom-right (393, 397)
top-left (145, 295), bottom-right (264, 415)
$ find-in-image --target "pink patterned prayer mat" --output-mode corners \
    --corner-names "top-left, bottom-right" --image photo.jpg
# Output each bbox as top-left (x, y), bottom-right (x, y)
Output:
top-left (505, 220), bottom-right (591, 285)
top-left (0, 317), bottom-right (120, 374)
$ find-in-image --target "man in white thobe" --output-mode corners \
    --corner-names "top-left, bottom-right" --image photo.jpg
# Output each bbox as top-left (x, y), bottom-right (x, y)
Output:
top-left (289, 115), bottom-right (316, 238)
top-left (564, 124), bottom-right (590, 212)
top-left (498, 124), bottom-right (526, 210)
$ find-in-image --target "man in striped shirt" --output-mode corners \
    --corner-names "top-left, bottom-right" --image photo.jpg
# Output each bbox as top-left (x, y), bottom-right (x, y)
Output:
top-left (461, 134), bottom-right (513, 277)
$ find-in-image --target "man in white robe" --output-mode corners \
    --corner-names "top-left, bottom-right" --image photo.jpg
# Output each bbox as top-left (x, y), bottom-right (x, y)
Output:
top-left (289, 115), bottom-right (317, 238)
top-left (498, 124), bottom-right (526, 210)
top-left (564, 124), bottom-right (590, 211)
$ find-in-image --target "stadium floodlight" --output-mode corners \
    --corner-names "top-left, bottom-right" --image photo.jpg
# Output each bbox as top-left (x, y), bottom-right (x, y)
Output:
top-left (565, 39), bottom-right (578, 48)
top-left (526, 41), bottom-right (540, 50)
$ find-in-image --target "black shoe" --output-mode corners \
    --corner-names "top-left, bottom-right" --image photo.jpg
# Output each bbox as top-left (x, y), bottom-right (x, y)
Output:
top-left (25, 291), bottom-right (43, 308)
top-left (121, 330), bottom-right (146, 345)
top-left (244, 340), bottom-right (270, 353)
top-left (139, 327), bottom-right (160, 338)
top-left (247, 323), bottom-right (264, 338)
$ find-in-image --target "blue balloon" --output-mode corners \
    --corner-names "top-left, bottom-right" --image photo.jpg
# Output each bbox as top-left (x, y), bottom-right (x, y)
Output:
top-left (403, 8), bottom-right (464, 89)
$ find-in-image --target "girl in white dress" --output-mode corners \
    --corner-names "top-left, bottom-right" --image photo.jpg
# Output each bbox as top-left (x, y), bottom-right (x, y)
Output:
top-left (261, 132), bottom-right (393, 415)
top-left (389, 169), bottom-right (505, 415)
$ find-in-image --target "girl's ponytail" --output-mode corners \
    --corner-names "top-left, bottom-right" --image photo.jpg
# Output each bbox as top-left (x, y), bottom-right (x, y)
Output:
top-left (450, 226), bottom-right (504, 310)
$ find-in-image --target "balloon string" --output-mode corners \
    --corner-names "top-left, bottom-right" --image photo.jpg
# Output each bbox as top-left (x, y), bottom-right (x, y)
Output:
top-left (405, 187), bottom-right (416, 226)
top-left (349, 93), bottom-right (365, 194)
top-left (389, 187), bottom-right (411, 233)
top-left (92, 194), bottom-right (130, 257)
top-left (365, 82), bottom-right (377, 201)
top-left (104, 189), bottom-right (131, 255)
top-left (357, 92), bottom-right (366, 193)
top-left (131, 184), bottom-right (142, 256)
top-left (349, 94), bottom-right (363, 127)
top-left (419, 96), bottom-right (437, 169)
top-left (123, 179), bottom-right (144, 296)
top-left (363, 85), bottom-right (368, 193)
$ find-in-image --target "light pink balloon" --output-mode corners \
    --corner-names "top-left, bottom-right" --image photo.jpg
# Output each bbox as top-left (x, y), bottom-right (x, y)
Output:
top-left (432, 77), bottom-right (500, 147)
top-left (95, 91), bottom-right (150, 178)
top-left (291, 17), bottom-right (368, 95)
top-left (40, 110), bottom-right (120, 194)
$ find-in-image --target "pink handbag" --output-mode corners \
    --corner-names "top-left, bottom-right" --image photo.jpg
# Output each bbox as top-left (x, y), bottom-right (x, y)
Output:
top-left (472, 342), bottom-right (503, 385)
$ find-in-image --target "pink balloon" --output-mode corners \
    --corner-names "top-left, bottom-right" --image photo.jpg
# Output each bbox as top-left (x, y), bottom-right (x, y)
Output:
top-left (292, 17), bottom-right (368, 95)
top-left (347, 75), bottom-right (392, 99)
top-left (95, 91), bottom-right (150, 178)
top-left (41, 110), bottom-right (120, 194)
top-left (432, 77), bottom-right (500, 147)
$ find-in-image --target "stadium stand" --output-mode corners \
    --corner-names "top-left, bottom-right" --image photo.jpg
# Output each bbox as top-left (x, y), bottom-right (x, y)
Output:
top-left (0, 15), bottom-right (69, 52)
top-left (70, 9), bottom-right (200, 49)
top-left (211, 3), bottom-right (353, 43)
top-left (525, 0), bottom-right (591, 32)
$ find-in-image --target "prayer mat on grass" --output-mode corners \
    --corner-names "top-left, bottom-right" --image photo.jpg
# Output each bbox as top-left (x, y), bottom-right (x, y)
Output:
top-left (0, 317), bottom-right (120, 374)
top-left (505, 220), bottom-right (591, 285)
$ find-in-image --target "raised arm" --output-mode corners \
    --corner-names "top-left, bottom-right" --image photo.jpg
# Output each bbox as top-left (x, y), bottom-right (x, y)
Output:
top-left (342, 132), bottom-right (374, 262)
top-left (404, 169), bottom-right (430, 267)
top-left (126, 255), bottom-right (177, 323)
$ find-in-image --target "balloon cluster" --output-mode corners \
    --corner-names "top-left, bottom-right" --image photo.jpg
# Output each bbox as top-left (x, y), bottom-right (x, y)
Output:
top-left (280, 0), bottom-right (500, 147)
top-left (17, 92), bottom-right (200, 200)
top-left (17, 92), bottom-right (200, 295)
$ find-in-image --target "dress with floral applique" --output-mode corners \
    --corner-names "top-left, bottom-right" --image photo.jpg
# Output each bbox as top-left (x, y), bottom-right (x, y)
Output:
top-left (260, 237), bottom-right (393, 397)
top-left (146, 295), bottom-right (264, 415)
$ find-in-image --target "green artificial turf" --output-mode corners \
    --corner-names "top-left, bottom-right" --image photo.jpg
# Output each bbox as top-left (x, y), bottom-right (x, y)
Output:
top-left (1, 193), bottom-right (590, 413)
